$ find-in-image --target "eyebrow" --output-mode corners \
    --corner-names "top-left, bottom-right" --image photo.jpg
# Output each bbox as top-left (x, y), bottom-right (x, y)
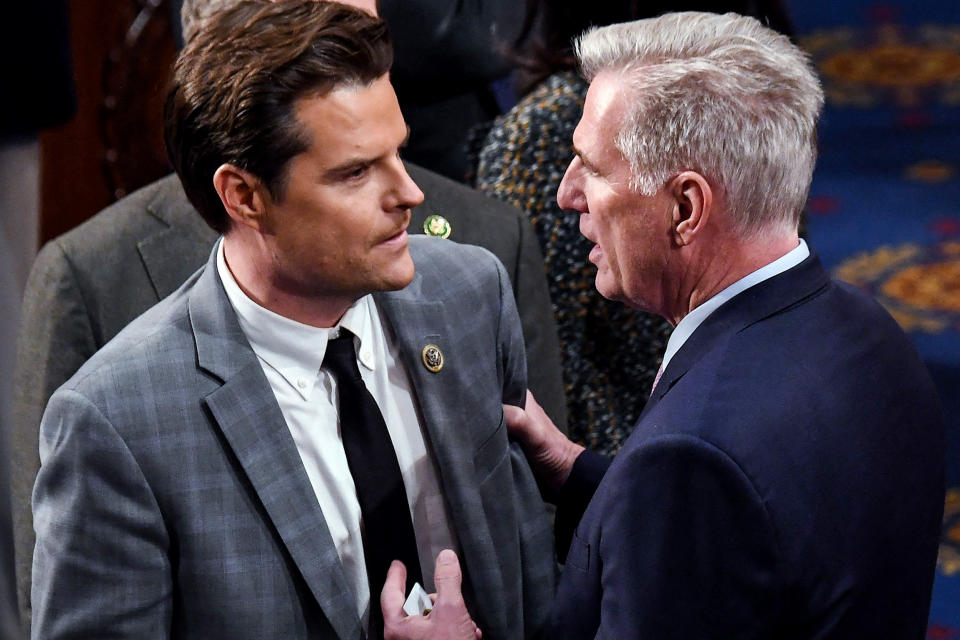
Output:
top-left (572, 144), bottom-right (600, 174)
top-left (323, 126), bottom-right (412, 177)
top-left (323, 156), bottom-right (373, 178)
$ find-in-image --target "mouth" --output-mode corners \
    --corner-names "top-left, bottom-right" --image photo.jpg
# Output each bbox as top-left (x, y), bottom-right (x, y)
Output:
top-left (588, 243), bottom-right (603, 265)
top-left (379, 226), bottom-right (409, 248)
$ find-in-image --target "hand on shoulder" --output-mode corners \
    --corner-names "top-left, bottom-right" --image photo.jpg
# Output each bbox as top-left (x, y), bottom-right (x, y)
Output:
top-left (504, 390), bottom-right (584, 491)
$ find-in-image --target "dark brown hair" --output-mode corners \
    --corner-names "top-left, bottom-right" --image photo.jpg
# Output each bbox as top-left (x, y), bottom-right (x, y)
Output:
top-left (164, 0), bottom-right (392, 233)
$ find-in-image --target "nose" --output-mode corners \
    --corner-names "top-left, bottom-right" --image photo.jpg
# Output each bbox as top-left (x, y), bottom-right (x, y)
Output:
top-left (390, 158), bottom-right (425, 211)
top-left (557, 159), bottom-right (586, 213)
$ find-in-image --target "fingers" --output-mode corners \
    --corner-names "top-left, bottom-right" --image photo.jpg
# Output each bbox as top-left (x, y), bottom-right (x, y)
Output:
top-left (523, 389), bottom-right (550, 423)
top-left (504, 392), bottom-right (584, 491)
top-left (432, 549), bottom-right (464, 608)
top-left (380, 560), bottom-right (409, 627)
top-left (504, 391), bottom-right (543, 449)
top-left (380, 551), bottom-right (483, 640)
top-left (431, 550), bottom-right (482, 640)
top-left (503, 403), bottom-right (530, 440)
top-left (523, 388), bottom-right (535, 410)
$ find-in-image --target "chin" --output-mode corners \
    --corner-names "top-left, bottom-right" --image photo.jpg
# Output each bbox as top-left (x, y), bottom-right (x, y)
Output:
top-left (380, 259), bottom-right (416, 292)
top-left (597, 289), bottom-right (628, 304)
top-left (594, 275), bottom-right (621, 302)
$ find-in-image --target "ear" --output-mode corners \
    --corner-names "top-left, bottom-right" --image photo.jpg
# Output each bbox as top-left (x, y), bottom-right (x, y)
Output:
top-left (212, 163), bottom-right (270, 233)
top-left (669, 171), bottom-right (713, 246)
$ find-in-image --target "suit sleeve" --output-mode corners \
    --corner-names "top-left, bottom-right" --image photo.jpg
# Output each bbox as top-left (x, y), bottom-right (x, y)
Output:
top-left (32, 389), bottom-right (172, 639)
top-left (11, 241), bottom-right (99, 625)
top-left (553, 450), bottom-right (610, 562)
top-left (492, 257), bottom-right (558, 639)
top-left (587, 435), bottom-right (782, 638)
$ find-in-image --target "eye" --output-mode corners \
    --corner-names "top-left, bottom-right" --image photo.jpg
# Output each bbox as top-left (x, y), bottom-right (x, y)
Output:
top-left (573, 155), bottom-right (596, 176)
top-left (346, 165), bottom-right (369, 180)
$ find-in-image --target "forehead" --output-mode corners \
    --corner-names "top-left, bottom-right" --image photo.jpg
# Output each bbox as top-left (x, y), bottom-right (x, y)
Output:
top-left (575, 72), bottom-right (629, 165)
top-left (294, 75), bottom-right (404, 156)
top-left (338, 0), bottom-right (378, 16)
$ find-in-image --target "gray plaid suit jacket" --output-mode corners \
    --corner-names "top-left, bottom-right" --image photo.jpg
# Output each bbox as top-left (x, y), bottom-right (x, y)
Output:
top-left (12, 164), bottom-right (565, 630)
top-left (31, 237), bottom-right (556, 639)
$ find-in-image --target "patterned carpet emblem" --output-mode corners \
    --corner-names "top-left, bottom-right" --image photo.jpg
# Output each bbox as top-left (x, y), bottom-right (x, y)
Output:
top-left (801, 25), bottom-right (960, 106)
top-left (833, 242), bottom-right (960, 332)
top-left (907, 160), bottom-right (957, 183)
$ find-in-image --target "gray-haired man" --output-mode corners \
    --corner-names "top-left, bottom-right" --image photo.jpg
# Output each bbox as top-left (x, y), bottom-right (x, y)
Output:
top-left (384, 11), bottom-right (944, 639)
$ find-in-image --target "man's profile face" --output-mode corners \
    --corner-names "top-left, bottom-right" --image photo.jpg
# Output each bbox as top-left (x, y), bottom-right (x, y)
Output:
top-left (557, 72), bottom-right (674, 313)
top-left (259, 74), bottom-right (423, 304)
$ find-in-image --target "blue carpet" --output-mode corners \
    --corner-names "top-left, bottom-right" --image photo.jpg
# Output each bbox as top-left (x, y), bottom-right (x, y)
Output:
top-left (789, 0), bottom-right (960, 633)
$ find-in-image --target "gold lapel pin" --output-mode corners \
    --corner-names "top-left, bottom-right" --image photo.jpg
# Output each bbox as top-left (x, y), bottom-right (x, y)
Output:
top-left (423, 214), bottom-right (452, 239)
top-left (421, 344), bottom-right (444, 373)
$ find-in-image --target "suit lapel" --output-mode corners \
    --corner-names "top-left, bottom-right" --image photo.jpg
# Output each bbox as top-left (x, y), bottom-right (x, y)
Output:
top-left (641, 253), bottom-right (830, 420)
top-left (138, 175), bottom-right (219, 300)
top-left (188, 252), bottom-right (363, 640)
top-left (375, 280), bottom-right (506, 634)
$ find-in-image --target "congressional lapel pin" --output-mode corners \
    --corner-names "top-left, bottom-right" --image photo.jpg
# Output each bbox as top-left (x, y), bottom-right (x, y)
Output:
top-left (423, 214), bottom-right (452, 239)
top-left (421, 344), bottom-right (444, 373)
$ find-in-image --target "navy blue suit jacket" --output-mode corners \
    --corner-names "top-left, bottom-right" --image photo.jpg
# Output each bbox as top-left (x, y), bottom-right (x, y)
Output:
top-left (552, 253), bottom-right (945, 638)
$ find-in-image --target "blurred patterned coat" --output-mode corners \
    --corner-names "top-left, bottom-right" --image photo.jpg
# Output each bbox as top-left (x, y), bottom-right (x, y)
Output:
top-left (475, 71), bottom-right (671, 456)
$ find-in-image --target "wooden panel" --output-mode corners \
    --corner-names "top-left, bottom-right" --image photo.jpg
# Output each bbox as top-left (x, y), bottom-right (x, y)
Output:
top-left (39, 0), bottom-right (176, 246)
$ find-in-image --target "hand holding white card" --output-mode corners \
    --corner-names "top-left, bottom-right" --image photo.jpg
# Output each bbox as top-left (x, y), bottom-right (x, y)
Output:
top-left (382, 551), bottom-right (481, 639)
top-left (403, 582), bottom-right (433, 617)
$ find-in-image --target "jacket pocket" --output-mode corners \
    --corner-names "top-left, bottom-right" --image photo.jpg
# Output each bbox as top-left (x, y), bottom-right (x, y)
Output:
top-left (564, 528), bottom-right (590, 573)
top-left (473, 412), bottom-right (508, 485)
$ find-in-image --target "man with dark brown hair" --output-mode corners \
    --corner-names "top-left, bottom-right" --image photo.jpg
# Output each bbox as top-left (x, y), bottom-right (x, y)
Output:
top-left (29, 3), bottom-right (555, 638)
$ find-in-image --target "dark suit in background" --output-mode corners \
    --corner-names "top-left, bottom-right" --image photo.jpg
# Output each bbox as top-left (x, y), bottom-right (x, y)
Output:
top-left (11, 163), bottom-right (565, 628)
top-left (381, 0), bottom-right (524, 181)
top-left (552, 252), bottom-right (944, 638)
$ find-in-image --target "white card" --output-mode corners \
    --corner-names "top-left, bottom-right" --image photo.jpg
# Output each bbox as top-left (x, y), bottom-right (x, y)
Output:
top-left (402, 582), bottom-right (433, 617)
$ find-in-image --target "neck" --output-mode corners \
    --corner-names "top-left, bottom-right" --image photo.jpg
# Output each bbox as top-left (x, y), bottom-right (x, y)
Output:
top-left (222, 234), bottom-right (355, 329)
top-left (663, 230), bottom-right (799, 326)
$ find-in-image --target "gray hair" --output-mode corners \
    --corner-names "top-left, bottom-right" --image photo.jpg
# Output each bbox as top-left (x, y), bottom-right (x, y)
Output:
top-left (576, 12), bottom-right (823, 237)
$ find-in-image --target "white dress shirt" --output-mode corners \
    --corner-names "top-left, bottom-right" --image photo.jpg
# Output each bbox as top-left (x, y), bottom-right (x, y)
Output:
top-left (659, 239), bottom-right (810, 374)
top-left (216, 240), bottom-right (458, 627)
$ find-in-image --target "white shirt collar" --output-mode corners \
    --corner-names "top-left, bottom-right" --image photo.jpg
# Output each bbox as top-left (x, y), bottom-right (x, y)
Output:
top-left (216, 239), bottom-right (378, 400)
top-left (659, 239), bottom-right (810, 374)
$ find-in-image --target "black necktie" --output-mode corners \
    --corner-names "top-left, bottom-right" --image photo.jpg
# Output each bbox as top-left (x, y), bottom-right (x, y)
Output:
top-left (322, 332), bottom-right (423, 638)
